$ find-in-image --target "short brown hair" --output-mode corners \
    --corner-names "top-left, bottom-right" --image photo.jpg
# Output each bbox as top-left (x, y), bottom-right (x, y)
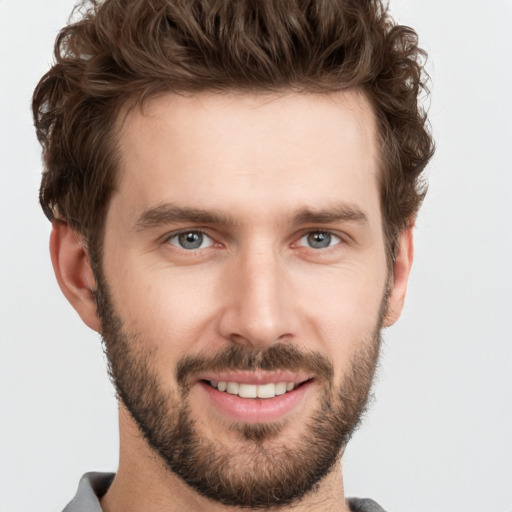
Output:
top-left (33, 0), bottom-right (434, 264)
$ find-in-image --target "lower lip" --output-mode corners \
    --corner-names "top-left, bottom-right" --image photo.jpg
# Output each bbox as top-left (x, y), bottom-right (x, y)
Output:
top-left (198, 380), bottom-right (314, 423)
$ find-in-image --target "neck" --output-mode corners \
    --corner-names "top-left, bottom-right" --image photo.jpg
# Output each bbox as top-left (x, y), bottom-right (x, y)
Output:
top-left (100, 406), bottom-right (350, 512)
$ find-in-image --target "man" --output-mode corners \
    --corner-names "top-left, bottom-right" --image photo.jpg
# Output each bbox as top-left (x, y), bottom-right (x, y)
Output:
top-left (32, 0), bottom-right (434, 510)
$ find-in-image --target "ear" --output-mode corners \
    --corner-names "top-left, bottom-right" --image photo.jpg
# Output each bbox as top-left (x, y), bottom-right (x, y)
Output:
top-left (50, 220), bottom-right (101, 332)
top-left (383, 227), bottom-right (414, 327)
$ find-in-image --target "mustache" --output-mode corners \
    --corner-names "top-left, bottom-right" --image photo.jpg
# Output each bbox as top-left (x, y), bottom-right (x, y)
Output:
top-left (176, 344), bottom-right (334, 389)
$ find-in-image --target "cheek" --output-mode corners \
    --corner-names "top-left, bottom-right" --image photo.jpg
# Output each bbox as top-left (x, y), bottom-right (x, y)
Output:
top-left (106, 259), bottom-right (222, 356)
top-left (294, 261), bottom-right (387, 355)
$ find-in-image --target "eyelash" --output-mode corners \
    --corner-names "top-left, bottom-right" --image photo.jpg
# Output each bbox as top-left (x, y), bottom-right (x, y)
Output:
top-left (165, 229), bottom-right (216, 251)
top-left (296, 231), bottom-right (342, 250)
top-left (163, 229), bottom-right (345, 253)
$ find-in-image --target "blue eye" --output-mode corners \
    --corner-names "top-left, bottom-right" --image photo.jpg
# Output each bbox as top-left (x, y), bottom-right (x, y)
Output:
top-left (168, 231), bottom-right (214, 250)
top-left (299, 231), bottom-right (341, 249)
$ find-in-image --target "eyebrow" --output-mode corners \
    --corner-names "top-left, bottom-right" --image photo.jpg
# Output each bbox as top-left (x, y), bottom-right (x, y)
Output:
top-left (135, 202), bottom-right (369, 231)
top-left (135, 204), bottom-right (236, 230)
top-left (292, 205), bottom-right (368, 226)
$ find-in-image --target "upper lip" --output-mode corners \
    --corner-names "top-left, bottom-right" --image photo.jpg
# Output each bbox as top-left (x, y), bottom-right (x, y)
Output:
top-left (196, 371), bottom-right (313, 385)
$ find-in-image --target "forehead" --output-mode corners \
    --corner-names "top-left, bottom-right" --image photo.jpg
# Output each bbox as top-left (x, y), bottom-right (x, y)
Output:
top-left (113, 90), bottom-right (380, 225)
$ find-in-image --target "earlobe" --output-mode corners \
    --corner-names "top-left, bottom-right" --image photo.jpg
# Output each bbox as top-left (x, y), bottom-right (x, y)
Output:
top-left (383, 227), bottom-right (414, 327)
top-left (50, 220), bottom-right (101, 332)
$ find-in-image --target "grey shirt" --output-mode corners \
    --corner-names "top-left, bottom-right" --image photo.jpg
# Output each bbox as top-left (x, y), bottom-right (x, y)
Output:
top-left (62, 472), bottom-right (387, 512)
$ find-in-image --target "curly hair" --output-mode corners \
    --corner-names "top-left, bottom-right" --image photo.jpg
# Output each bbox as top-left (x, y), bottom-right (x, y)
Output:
top-left (32, 0), bottom-right (434, 265)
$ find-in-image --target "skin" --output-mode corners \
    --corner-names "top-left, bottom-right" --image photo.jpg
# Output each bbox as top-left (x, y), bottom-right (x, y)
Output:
top-left (50, 90), bottom-right (413, 512)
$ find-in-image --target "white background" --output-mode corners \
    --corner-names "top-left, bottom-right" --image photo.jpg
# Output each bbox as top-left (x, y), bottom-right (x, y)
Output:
top-left (1, 1), bottom-right (511, 511)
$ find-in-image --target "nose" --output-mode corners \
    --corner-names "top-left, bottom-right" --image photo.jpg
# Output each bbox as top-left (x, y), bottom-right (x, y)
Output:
top-left (217, 245), bottom-right (298, 349)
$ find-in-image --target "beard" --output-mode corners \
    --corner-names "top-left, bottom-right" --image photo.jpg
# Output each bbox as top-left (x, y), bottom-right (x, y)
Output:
top-left (94, 276), bottom-right (387, 509)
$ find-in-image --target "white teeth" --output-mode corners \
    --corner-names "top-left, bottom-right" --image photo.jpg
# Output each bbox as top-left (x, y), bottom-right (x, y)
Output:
top-left (257, 383), bottom-right (276, 398)
top-left (210, 380), bottom-right (298, 399)
top-left (274, 382), bottom-right (287, 396)
top-left (239, 383), bottom-right (257, 398)
top-left (226, 382), bottom-right (239, 395)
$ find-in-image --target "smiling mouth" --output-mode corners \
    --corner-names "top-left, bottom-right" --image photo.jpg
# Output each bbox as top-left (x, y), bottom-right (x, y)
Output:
top-left (205, 380), bottom-right (309, 399)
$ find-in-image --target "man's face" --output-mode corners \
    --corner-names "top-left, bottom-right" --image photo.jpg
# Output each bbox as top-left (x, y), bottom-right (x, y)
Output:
top-left (97, 91), bottom-right (392, 507)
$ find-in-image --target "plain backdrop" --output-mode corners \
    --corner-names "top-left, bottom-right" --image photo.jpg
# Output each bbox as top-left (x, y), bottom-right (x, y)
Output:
top-left (1, 1), bottom-right (511, 511)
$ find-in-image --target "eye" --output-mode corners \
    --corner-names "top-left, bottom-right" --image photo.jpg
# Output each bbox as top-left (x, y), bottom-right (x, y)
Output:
top-left (167, 231), bottom-right (214, 250)
top-left (298, 231), bottom-right (341, 249)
